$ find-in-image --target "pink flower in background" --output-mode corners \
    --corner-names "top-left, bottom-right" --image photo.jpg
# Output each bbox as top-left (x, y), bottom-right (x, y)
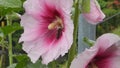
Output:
top-left (70, 33), bottom-right (120, 68)
top-left (82, 0), bottom-right (105, 25)
top-left (19, 0), bottom-right (73, 65)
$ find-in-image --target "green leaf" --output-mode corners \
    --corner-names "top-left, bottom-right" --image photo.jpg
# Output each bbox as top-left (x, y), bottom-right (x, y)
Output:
top-left (59, 61), bottom-right (68, 68)
top-left (0, 7), bottom-right (23, 16)
top-left (14, 54), bottom-right (28, 62)
top-left (0, 23), bottom-right (22, 36)
top-left (15, 58), bottom-right (28, 68)
top-left (103, 9), bottom-right (118, 15)
top-left (113, 26), bottom-right (120, 36)
top-left (7, 63), bottom-right (17, 68)
top-left (0, 0), bottom-right (22, 16)
top-left (0, 7), bottom-right (7, 16)
top-left (0, 0), bottom-right (22, 8)
top-left (26, 60), bottom-right (46, 68)
top-left (6, 12), bottom-right (21, 20)
top-left (14, 54), bottom-right (29, 68)
top-left (81, 0), bottom-right (90, 13)
top-left (14, 54), bottom-right (46, 68)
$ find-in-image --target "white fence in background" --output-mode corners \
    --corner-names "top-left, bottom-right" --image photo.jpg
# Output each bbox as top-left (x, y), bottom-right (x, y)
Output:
top-left (78, 14), bottom-right (96, 53)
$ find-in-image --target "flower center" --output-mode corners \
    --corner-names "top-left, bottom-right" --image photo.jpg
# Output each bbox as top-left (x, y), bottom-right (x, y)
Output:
top-left (48, 16), bottom-right (63, 39)
top-left (48, 16), bottom-right (63, 30)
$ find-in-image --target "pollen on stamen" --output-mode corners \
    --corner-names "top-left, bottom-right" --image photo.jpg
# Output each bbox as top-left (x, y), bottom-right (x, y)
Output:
top-left (48, 22), bottom-right (57, 30)
top-left (48, 16), bottom-right (63, 30)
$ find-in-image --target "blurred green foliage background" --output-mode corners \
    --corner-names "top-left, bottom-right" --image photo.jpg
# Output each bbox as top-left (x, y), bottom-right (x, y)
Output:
top-left (97, 0), bottom-right (120, 36)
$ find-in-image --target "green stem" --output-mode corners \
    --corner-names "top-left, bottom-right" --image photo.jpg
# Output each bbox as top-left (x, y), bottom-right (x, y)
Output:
top-left (51, 61), bottom-right (56, 68)
top-left (83, 37), bottom-right (95, 47)
top-left (0, 52), bottom-right (3, 68)
top-left (0, 42), bottom-right (4, 68)
top-left (6, 15), bottom-right (13, 65)
top-left (0, 21), bottom-right (5, 68)
top-left (0, 47), bottom-right (5, 68)
top-left (0, 58), bottom-right (1, 68)
top-left (67, 0), bottom-right (80, 68)
top-left (8, 33), bottom-right (13, 65)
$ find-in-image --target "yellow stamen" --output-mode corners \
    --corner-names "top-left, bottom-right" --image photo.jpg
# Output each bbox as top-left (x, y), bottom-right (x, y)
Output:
top-left (48, 16), bottom-right (63, 30)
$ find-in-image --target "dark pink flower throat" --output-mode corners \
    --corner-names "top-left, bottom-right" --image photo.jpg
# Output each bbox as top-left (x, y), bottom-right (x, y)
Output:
top-left (48, 16), bottom-right (63, 39)
top-left (40, 4), bottom-right (65, 43)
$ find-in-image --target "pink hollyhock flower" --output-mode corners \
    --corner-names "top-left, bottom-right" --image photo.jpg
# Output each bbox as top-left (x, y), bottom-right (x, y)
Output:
top-left (82, 0), bottom-right (105, 25)
top-left (70, 33), bottom-right (120, 68)
top-left (19, 0), bottom-right (73, 65)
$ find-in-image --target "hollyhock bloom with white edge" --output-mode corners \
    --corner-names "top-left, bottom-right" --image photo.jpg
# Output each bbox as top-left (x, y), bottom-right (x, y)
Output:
top-left (70, 33), bottom-right (120, 68)
top-left (82, 0), bottom-right (105, 25)
top-left (19, 0), bottom-right (74, 65)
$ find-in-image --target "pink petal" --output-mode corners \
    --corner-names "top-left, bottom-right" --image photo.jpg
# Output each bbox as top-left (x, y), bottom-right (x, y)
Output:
top-left (70, 46), bottom-right (98, 68)
top-left (19, 14), bottom-right (40, 42)
top-left (63, 15), bottom-right (74, 46)
top-left (20, 14), bottom-right (40, 30)
top-left (95, 33), bottom-right (120, 56)
top-left (44, 0), bottom-right (73, 14)
top-left (82, 0), bottom-right (105, 24)
top-left (96, 55), bottom-right (120, 68)
top-left (95, 41), bottom-right (120, 68)
top-left (44, 0), bottom-right (57, 7)
top-left (26, 39), bottom-right (49, 63)
top-left (41, 42), bottom-right (61, 65)
top-left (58, 0), bottom-right (73, 14)
top-left (22, 42), bottom-right (35, 53)
top-left (42, 32), bottom-right (73, 65)
top-left (70, 33), bottom-right (120, 68)
top-left (24, 0), bottom-right (45, 16)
